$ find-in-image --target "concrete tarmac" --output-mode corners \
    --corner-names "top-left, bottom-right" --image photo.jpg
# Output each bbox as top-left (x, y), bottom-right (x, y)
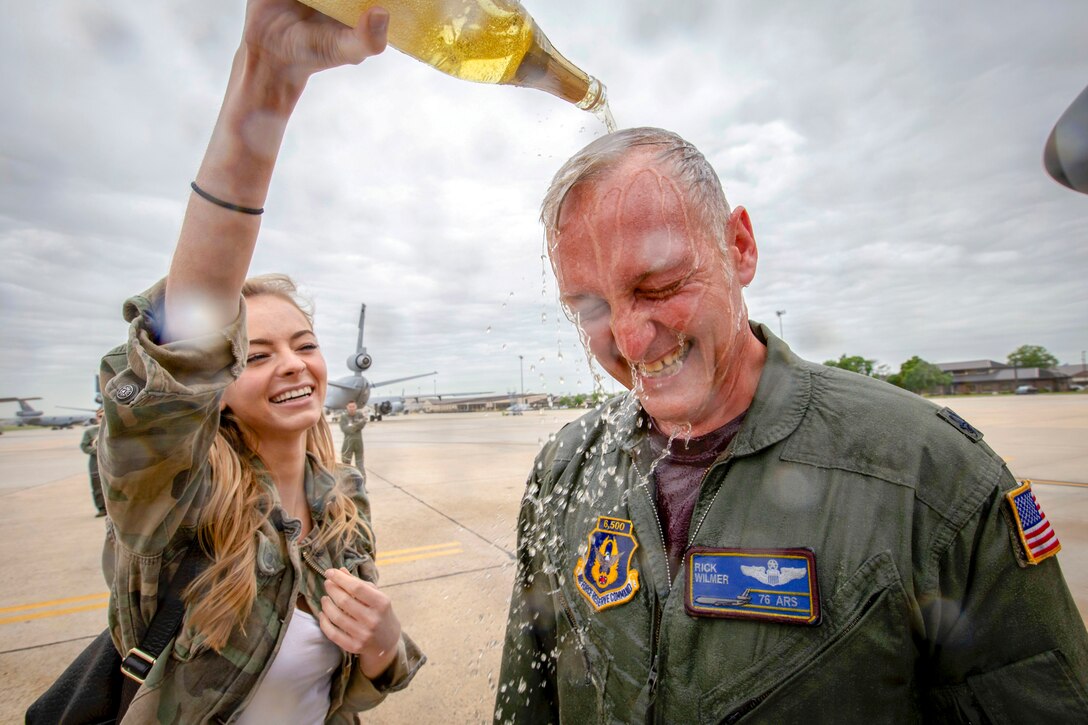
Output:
top-left (0, 394), bottom-right (1085, 724)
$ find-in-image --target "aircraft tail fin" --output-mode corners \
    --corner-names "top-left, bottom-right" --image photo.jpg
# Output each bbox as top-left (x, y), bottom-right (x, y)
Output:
top-left (3, 397), bottom-right (44, 413)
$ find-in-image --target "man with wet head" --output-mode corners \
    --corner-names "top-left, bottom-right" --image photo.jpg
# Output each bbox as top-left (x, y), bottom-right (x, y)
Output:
top-left (495, 128), bottom-right (1088, 723)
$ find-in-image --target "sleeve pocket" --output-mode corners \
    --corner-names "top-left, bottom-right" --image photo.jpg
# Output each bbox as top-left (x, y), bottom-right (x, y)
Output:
top-left (969, 649), bottom-right (1088, 724)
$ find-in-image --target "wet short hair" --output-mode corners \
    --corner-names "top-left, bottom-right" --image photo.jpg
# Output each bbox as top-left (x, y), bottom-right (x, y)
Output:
top-left (540, 127), bottom-right (732, 255)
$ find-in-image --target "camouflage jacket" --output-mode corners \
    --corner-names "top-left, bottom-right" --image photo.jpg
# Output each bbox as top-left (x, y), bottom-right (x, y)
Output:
top-left (99, 281), bottom-right (424, 723)
top-left (496, 323), bottom-right (1088, 724)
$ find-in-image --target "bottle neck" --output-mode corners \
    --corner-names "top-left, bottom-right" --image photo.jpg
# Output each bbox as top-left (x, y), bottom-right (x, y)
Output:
top-left (508, 26), bottom-right (607, 113)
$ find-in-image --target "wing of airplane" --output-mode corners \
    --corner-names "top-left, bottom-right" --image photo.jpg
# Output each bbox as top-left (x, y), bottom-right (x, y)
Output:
top-left (370, 372), bottom-right (438, 389)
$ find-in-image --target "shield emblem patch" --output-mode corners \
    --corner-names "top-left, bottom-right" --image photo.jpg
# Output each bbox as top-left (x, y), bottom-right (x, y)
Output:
top-left (574, 516), bottom-right (640, 612)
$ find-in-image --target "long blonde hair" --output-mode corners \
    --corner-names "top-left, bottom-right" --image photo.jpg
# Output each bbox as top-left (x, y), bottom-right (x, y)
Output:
top-left (185, 274), bottom-right (370, 653)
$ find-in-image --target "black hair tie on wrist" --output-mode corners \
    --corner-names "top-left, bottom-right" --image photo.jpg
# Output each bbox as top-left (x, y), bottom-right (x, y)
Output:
top-left (190, 181), bottom-right (264, 215)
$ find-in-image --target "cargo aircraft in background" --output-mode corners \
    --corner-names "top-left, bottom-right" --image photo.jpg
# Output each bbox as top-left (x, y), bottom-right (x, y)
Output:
top-left (325, 304), bottom-right (487, 421)
top-left (0, 397), bottom-right (97, 429)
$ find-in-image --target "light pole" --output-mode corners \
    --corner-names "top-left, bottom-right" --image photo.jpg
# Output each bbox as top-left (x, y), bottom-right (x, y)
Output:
top-left (775, 310), bottom-right (786, 338)
top-left (519, 355), bottom-right (525, 402)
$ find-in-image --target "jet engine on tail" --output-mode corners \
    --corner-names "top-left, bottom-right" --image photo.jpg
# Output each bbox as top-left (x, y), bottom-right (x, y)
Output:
top-left (324, 303), bottom-right (435, 413)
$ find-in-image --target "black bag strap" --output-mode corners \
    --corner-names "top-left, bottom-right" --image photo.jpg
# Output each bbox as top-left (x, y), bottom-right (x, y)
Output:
top-left (118, 544), bottom-right (207, 715)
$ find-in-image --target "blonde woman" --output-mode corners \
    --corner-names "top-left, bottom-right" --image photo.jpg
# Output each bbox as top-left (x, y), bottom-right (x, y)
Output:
top-left (98, 2), bottom-right (423, 722)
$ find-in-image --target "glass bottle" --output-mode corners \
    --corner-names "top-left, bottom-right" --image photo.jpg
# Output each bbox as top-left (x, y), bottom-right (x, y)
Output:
top-left (298, 0), bottom-right (614, 128)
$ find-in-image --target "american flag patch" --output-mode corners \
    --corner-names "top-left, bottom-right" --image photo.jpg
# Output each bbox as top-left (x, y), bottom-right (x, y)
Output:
top-left (1006, 481), bottom-right (1061, 565)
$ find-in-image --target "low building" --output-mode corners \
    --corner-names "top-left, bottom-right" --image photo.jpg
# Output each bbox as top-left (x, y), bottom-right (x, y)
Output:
top-left (1052, 364), bottom-right (1088, 388)
top-left (425, 393), bottom-right (552, 413)
top-left (936, 360), bottom-right (1072, 394)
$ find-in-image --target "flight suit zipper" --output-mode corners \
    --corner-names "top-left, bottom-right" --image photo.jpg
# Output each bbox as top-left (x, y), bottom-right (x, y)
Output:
top-left (686, 453), bottom-right (733, 547)
top-left (635, 472), bottom-right (669, 718)
top-left (637, 449), bottom-right (733, 722)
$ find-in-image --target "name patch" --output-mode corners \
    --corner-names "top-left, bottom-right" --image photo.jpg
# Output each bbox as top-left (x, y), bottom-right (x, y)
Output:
top-left (575, 516), bottom-right (640, 612)
top-left (684, 547), bottom-right (820, 625)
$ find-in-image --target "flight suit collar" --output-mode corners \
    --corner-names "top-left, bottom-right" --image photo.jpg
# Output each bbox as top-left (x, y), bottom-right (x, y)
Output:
top-left (729, 321), bottom-right (811, 458)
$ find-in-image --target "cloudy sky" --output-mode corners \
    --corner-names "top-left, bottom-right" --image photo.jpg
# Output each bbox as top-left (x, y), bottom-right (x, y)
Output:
top-left (2, 0), bottom-right (1086, 414)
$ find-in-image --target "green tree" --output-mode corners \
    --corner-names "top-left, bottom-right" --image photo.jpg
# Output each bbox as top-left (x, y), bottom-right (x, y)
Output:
top-left (1007, 344), bottom-right (1058, 369)
top-left (887, 356), bottom-right (953, 394)
top-left (823, 354), bottom-right (877, 376)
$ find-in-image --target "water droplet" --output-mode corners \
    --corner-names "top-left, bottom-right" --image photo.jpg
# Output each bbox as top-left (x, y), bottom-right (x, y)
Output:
top-left (501, 343), bottom-right (508, 350)
top-left (486, 326), bottom-right (492, 334)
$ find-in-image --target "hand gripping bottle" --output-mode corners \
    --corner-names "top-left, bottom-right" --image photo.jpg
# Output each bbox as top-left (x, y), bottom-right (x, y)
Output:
top-left (297, 0), bottom-right (615, 129)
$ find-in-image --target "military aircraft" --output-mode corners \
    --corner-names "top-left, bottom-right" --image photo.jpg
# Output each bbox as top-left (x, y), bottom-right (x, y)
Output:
top-left (0, 397), bottom-right (97, 429)
top-left (324, 304), bottom-right (439, 421)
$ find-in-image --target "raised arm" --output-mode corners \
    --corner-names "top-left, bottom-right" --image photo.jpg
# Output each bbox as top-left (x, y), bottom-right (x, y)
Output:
top-left (164, 0), bottom-right (389, 342)
top-left (100, 1), bottom-right (390, 553)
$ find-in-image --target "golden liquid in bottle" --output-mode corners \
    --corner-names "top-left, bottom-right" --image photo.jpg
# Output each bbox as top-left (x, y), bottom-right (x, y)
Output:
top-left (299, 0), bottom-right (616, 130)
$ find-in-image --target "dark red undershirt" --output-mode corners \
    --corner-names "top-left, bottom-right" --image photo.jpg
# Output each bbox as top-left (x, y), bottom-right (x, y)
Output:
top-left (647, 412), bottom-right (747, 578)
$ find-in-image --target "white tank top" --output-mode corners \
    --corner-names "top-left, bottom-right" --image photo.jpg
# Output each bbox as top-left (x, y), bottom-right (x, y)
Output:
top-left (236, 609), bottom-right (342, 724)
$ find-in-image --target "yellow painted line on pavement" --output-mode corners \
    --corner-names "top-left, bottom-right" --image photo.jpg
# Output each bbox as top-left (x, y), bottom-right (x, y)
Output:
top-left (1030, 479), bottom-right (1088, 489)
top-left (379, 541), bottom-right (463, 557)
top-left (0, 592), bottom-right (108, 615)
top-left (0, 602), bottom-right (107, 626)
top-left (378, 547), bottom-right (463, 566)
top-left (1, 542), bottom-right (465, 626)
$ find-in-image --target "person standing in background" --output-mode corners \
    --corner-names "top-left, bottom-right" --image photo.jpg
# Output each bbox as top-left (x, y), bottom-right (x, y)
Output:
top-left (80, 408), bottom-right (105, 517)
top-left (339, 401), bottom-right (367, 470)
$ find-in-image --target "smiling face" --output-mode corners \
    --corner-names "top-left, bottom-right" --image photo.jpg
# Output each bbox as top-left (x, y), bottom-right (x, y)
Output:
top-left (553, 151), bottom-right (763, 436)
top-left (221, 294), bottom-right (328, 446)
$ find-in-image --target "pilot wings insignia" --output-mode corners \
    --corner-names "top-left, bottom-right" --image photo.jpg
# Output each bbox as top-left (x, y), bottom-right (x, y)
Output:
top-left (740, 559), bottom-right (807, 587)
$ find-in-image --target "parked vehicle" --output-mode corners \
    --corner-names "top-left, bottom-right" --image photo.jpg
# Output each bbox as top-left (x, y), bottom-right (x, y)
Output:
top-left (1014, 385), bottom-right (1038, 395)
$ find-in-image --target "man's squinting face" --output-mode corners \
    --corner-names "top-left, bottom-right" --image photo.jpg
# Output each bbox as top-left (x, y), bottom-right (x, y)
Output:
top-left (222, 295), bottom-right (328, 443)
top-left (554, 155), bottom-right (757, 434)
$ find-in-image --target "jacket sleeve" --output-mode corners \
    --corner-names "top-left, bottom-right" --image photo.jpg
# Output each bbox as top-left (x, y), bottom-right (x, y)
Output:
top-left (494, 473), bottom-right (560, 724)
top-left (334, 634), bottom-right (427, 720)
top-left (99, 279), bottom-right (247, 556)
top-left (921, 471), bottom-right (1088, 721)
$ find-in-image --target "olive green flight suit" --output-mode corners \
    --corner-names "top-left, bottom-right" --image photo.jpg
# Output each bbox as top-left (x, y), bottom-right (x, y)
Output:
top-left (340, 411), bottom-right (367, 469)
top-left (80, 423), bottom-right (105, 514)
top-left (496, 324), bottom-right (1088, 724)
